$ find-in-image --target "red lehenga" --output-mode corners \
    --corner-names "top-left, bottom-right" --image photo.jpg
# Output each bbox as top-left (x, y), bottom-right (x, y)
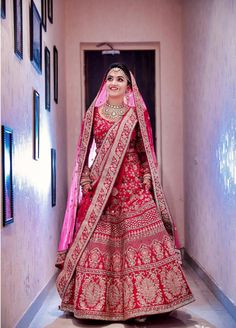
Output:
top-left (55, 73), bottom-right (194, 321)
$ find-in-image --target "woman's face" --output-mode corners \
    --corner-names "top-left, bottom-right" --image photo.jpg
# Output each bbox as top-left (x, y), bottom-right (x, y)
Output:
top-left (105, 68), bottom-right (128, 101)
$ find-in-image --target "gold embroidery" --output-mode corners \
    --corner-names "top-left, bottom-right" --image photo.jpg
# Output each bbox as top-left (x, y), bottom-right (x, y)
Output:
top-left (88, 248), bottom-right (101, 268)
top-left (136, 272), bottom-right (163, 305)
top-left (131, 74), bottom-right (175, 238)
top-left (56, 78), bottom-right (195, 320)
top-left (57, 109), bottom-right (138, 298)
top-left (123, 275), bottom-right (135, 310)
top-left (90, 118), bottom-right (120, 183)
top-left (126, 248), bottom-right (137, 267)
top-left (106, 279), bottom-right (123, 312)
top-left (152, 240), bottom-right (164, 260)
top-left (111, 253), bottom-right (122, 272)
top-left (140, 245), bottom-right (152, 264)
top-left (160, 265), bottom-right (189, 300)
top-left (79, 275), bottom-right (106, 310)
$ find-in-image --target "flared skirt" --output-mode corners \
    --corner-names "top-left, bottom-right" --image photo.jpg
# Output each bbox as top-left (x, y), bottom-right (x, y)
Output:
top-left (59, 154), bottom-right (194, 320)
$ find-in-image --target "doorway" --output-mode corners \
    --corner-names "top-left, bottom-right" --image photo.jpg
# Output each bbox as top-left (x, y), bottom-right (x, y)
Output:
top-left (84, 50), bottom-right (156, 149)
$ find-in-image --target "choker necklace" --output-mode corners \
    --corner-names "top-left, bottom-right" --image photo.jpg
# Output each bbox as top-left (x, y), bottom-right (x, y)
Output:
top-left (105, 102), bottom-right (125, 109)
top-left (102, 103), bottom-right (127, 121)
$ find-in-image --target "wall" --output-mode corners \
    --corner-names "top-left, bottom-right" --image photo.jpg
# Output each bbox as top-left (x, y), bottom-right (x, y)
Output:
top-left (183, 0), bottom-right (236, 305)
top-left (1, 1), bottom-right (67, 327)
top-left (64, 0), bottom-right (185, 244)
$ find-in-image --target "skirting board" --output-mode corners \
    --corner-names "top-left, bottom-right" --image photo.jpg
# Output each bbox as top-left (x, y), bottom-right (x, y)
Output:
top-left (15, 272), bottom-right (57, 328)
top-left (184, 250), bottom-right (236, 321)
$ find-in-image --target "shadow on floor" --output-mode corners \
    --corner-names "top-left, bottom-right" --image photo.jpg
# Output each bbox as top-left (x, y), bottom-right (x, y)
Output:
top-left (44, 310), bottom-right (216, 328)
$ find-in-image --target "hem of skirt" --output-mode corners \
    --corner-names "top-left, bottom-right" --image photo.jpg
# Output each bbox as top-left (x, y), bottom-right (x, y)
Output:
top-left (59, 295), bottom-right (195, 321)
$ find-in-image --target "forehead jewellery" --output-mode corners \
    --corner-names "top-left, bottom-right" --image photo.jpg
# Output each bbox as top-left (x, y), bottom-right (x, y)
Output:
top-left (109, 67), bottom-right (131, 84)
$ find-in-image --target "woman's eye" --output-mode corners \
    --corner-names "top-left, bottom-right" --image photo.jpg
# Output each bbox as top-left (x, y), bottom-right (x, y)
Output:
top-left (107, 76), bottom-right (113, 81)
top-left (118, 78), bottom-right (124, 82)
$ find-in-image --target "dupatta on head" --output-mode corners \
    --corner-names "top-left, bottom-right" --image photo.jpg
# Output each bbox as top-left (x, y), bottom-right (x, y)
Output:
top-left (56, 71), bottom-right (179, 269)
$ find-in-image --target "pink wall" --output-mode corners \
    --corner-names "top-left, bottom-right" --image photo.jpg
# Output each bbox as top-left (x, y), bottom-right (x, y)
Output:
top-left (64, 0), bottom-right (185, 244)
top-left (3, 0), bottom-right (235, 325)
top-left (1, 1), bottom-right (67, 327)
top-left (183, 0), bottom-right (236, 304)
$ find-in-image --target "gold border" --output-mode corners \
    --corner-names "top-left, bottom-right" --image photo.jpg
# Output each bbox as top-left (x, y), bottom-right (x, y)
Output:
top-left (131, 74), bottom-right (176, 238)
top-left (90, 118), bottom-right (121, 183)
top-left (57, 109), bottom-right (138, 298)
top-left (59, 295), bottom-right (195, 321)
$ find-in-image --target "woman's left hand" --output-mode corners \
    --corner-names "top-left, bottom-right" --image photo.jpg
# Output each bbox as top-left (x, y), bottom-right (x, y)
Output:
top-left (143, 178), bottom-right (152, 191)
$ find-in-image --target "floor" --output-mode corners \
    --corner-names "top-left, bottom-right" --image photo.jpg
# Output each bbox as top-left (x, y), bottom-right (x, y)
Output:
top-left (29, 264), bottom-right (236, 328)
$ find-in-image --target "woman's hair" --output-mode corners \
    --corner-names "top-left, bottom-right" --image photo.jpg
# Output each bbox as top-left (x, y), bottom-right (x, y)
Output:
top-left (104, 63), bottom-right (132, 88)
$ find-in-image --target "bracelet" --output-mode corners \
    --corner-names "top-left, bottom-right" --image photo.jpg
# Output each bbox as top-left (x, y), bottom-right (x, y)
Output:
top-left (81, 178), bottom-right (91, 186)
top-left (143, 173), bottom-right (151, 180)
top-left (82, 182), bottom-right (91, 190)
top-left (81, 165), bottom-right (92, 186)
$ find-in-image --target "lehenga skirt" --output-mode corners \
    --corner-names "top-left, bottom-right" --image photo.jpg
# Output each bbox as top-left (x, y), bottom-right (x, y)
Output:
top-left (59, 152), bottom-right (194, 320)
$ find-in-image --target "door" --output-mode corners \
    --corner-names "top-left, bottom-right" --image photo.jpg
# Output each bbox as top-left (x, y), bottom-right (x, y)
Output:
top-left (84, 50), bottom-right (156, 149)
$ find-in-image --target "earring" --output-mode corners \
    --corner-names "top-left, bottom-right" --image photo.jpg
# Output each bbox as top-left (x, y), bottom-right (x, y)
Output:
top-left (125, 89), bottom-right (130, 104)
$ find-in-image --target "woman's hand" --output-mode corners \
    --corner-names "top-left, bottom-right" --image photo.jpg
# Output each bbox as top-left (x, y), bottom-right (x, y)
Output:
top-left (82, 183), bottom-right (92, 194)
top-left (143, 177), bottom-right (152, 191)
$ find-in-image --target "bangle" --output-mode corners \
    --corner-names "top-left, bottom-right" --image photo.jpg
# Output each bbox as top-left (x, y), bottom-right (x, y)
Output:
top-left (143, 173), bottom-right (151, 180)
top-left (81, 177), bottom-right (91, 186)
top-left (81, 165), bottom-right (91, 186)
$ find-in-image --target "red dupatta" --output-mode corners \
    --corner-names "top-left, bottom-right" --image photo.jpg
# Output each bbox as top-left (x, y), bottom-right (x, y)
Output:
top-left (57, 107), bottom-right (138, 297)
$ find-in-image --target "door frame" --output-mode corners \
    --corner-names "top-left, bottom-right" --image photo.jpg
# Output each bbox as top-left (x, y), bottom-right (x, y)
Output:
top-left (80, 42), bottom-right (163, 181)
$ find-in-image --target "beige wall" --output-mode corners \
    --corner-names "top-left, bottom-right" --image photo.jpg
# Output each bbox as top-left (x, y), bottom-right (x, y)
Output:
top-left (1, 1), bottom-right (67, 327)
top-left (183, 0), bottom-right (236, 304)
top-left (65, 0), bottom-right (185, 244)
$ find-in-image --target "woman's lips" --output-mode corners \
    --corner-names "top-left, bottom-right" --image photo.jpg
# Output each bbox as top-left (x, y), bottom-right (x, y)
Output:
top-left (110, 87), bottom-right (118, 90)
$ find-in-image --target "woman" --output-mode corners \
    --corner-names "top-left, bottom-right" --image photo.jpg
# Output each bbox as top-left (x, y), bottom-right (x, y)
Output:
top-left (56, 63), bottom-right (194, 321)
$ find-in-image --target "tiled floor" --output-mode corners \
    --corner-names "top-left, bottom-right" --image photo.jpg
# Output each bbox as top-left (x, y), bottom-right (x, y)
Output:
top-left (29, 264), bottom-right (236, 328)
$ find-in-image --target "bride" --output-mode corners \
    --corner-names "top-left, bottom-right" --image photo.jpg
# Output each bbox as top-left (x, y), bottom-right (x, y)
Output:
top-left (55, 62), bottom-right (194, 321)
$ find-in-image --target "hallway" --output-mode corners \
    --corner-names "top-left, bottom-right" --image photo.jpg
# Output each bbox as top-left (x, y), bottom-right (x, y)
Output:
top-left (1, 1), bottom-right (236, 327)
top-left (30, 264), bottom-right (236, 328)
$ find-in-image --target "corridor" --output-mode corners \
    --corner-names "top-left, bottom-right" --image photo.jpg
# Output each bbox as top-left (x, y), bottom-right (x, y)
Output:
top-left (1, 1), bottom-right (236, 328)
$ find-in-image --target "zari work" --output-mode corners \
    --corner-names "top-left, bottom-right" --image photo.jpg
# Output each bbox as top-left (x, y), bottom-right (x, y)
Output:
top-left (56, 102), bottom-right (194, 320)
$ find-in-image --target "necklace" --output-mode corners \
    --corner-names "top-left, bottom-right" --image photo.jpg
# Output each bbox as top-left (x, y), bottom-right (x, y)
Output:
top-left (101, 103), bottom-right (127, 121)
top-left (105, 102), bottom-right (124, 109)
